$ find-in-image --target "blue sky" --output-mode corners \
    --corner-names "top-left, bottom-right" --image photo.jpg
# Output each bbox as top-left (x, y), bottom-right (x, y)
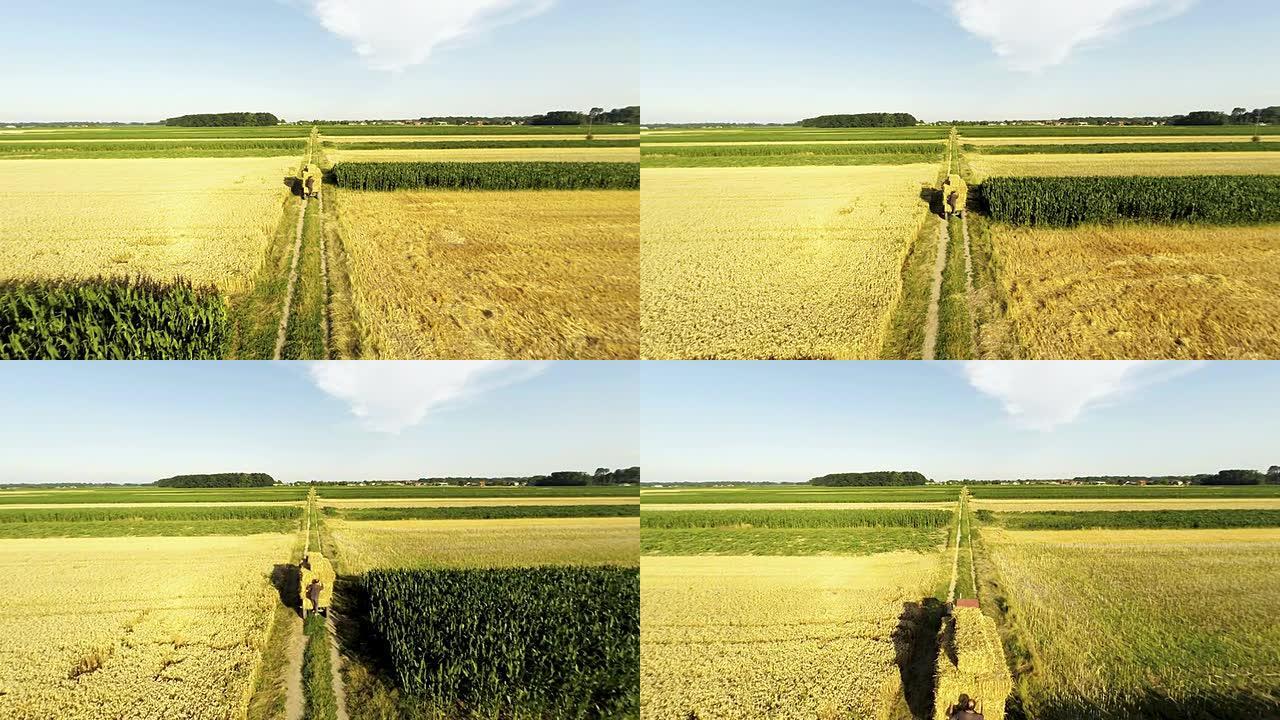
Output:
top-left (639, 0), bottom-right (1280, 122)
top-left (639, 362), bottom-right (1279, 483)
top-left (0, 362), bottom-right (638, 484)
top-left (1, 1), bottom-right (637, 122)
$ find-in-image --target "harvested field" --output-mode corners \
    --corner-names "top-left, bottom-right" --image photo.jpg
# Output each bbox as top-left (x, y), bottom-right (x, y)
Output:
top-left (990, 223), bottom-right (1280, 358)
top-left (0, 158), bottom-right (293, 295)
top-left (641, 164), bottom-right (936, 358)
top-left (330, 189), bottom-right (638, 358)
top-left (641, 553), bottom-right (943, 720)
top-left (0, 533), bottom-right (293, 720)
top-left (963, 135), bottom-right (1277, 146)
top-left (327, 147), bottom-right (639, 163)
top-left (324, 517), bottom-right (639, 574)
top-left (969, 152), bottom-right (1280, 180)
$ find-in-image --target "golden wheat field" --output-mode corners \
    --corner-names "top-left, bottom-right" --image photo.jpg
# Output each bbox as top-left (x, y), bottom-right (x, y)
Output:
top-left (982, 528), bottom-right (1280, 716)
top-left (325, 518), bottom-right (639, 574)
top-left (640, 552), bottom-right (943, 720)
top-left (327, 147), bottom-right (639, 163)
top-left (0, 158), bottom-right (293, 294)
top-left (0, 534), bottom-right (292, 720)
top-left (641, 164), bottom-right (935, 359)
top-left (973, 498), bottom-right (1280, 511)
top-left (331, 189), bottom-right (638, 359)
top-left (968, 151), bottom-right (1280, 180)
top-left (990, 223), bottom-right (1280, 358)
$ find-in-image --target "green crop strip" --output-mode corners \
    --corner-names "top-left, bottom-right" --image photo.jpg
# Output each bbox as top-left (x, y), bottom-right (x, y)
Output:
top-left (331, 161), bottom-right (639, 190)
top-left (302, 614), bottom-right (338, 720)
top-left (324, 504), bottom-right (639, 520)
top-left (641, 508), bottom-right (952, 529)
top-left (327, 139), bottom-right (639, 150)
top-left (982, 175), bottom-right (1280, 226)
top-left (980, 509), bottom-right (1280, 530)
top-left (969, 141), bottom-right (1280, 155)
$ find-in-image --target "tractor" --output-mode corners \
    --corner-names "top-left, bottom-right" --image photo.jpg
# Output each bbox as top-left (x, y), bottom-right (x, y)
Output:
top-left (299, 552), bottom-right (335, 617)
top-left (299, 163), bottom-right (322, 200)
top-left (940, 173), bottom-right (968, 219)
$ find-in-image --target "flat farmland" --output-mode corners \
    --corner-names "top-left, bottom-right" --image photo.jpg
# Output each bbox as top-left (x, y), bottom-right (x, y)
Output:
top-left (964, 135), bottom-right (1277, 145)
top-left (324, 516), bottom-right (639, 573)
top-left (641, 164), bottom-right (936, 358)
top-left (641, 485), bottom-right (960, 504)
top-left (968, 151), bottom-right (1280, 181)
top-left (641, 553), bottom-right (943, 720)
top-left (981, 526), bottom-right (1280, 719)
top-left (329, 188), bottom-right (638, 358)
top-left (0, 533), bottom-right (294, 720)
top-left (0, 158), bottom-right (294, 294)
top-left (324, 134), bottom-right (640, 143)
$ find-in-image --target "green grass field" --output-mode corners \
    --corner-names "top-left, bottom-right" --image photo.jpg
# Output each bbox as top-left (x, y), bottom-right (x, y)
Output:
top-left (0, 486), bottom-right (308, 504)
top-left (968, 141), bottom-right (1280, 155)
top-left (0, 139), bottom-right (305, 159)
top-left (968, 484), bottom-right (1280, 499)
top-left (317, 485), bottom-right (640, 499)
top-left (320, 124), bottom-right (639, 136)
top-left (640, 508), bottom-right (951, 529)
top-left (641, 127), bottom-right (949, 143)
top-left (640, 142), bottom-right (944, 167)
top-left (959, 125), bottom-right (1280, 138)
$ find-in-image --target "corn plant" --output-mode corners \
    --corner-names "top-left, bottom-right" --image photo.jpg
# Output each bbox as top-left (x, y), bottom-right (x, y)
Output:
top-left (363, 566), bottom-right (639, 719)
top-left (0, 276), bottom-right (229, 359)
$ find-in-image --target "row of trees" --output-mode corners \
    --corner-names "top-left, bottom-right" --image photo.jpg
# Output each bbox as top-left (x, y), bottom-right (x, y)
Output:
top-left (154, 472), bottom-right (277, 488)
top-left (165, 112), bottom-right (281, 127)
top-left (799, 113), bottom-right (919, 128)
top-left (416, 467), bottom-right (641, 487)
top-left (1173, 106), bottom-right (1280, 126)
top-left (528, 106), bottom-right (640, 126)
top-left (810, 471), bottom-right (928, 486)
top-left (1070, 467), bottom-right (1280, 485)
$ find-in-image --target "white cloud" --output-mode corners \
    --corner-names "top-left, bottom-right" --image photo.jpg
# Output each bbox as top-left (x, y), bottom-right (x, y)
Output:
top-left (307, 361), bottom-right (547, 433)
top-left (946, 0), bottom-right (1195, 72)
top-left (303, 0), bottom-right (555, 71)
top-left (963, 361), bottom-right (1202, 431)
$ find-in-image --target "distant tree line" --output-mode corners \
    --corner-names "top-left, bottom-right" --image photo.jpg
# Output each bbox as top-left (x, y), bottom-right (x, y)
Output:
top-left (810, 471), bottom-right (928, 486)
top-left (1053, 106), bottom-right (1280, 126)
top-left (165, 113), bottom-right (281, 127)
top-left (1070, 468), bottom-right (1280, 485)
top-left (415, 467), bottom-right (640, 487)
top-left (799, 113), bottom-right (919, 128)
top-left (154, 472), bottom-right (277, 488)
top-left (528, 106), bottom-right (640, 126)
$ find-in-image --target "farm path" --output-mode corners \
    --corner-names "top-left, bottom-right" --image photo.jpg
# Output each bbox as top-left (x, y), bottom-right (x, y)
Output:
top-left (273, 195), bottom-right (308, 360)
top-left (284, 618), bottom-right (306, 720)
top-left (922, 219), bottom-right (949, 360)
top-left (318, 188), bottom-right (330, 359)
top-left (327, 613), bottom-right (350, 720)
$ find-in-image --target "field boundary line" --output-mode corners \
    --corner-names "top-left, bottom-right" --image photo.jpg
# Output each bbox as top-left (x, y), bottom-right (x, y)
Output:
top-left (327, 615), bottom-right (350, 720)
top-left (319, 188), bottom-right (330, 359)
top-left (273, 197), bottom-right (307, 360)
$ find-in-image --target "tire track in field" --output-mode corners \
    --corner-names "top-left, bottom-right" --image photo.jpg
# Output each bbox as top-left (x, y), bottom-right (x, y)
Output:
top-left (319, 188), bottom-right (330, 359)
top-left (923, 218), bottom-right (949, 361)
top-left (273, 196), bottom-right (307, 360)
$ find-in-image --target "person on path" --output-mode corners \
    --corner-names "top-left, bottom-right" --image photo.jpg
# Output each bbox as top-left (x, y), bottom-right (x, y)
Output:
top-left (947, 694), bottom-right (984, 720)
top-left (306, 578), bottom-right (323, 617)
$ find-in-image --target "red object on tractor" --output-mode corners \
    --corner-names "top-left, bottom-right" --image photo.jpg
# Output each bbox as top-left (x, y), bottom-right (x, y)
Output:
top-left (955, 598), bottom-right (980, 609)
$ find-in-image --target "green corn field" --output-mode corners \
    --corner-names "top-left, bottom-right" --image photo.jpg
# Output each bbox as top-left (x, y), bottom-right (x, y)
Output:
top-left (0, 276), bottom-right (229, 360)
top-left (363, 566), bottom-right (639, 719)
top-left (331, 161), bottom-right (640, 190)
top-left (982, 175), bottom-right (1280, 226)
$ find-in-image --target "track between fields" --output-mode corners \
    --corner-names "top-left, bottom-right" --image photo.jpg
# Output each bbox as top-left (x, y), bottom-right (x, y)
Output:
top-left (273, 197), bottom-right (307, 360)
top-left (923, 219), bottom-right (949, 360)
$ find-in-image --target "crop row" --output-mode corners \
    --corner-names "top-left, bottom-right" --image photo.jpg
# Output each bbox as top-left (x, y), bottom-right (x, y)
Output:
top-left (331, 161), bottom-right (640, 190)
top-left (363, 566), bottom-right (639, 719)
top-left (0, 506), bottom-right (301, 523)
top-left (0, 277), bottom-right (228, 359)
top-left (0, 140), bottom-right (305, 153)
top-left (327, 139), bottom-right (638, 150)
top-left (969, 141), bottom-right (1280, 155)
top-left (324, 504), bottom-right (638, 521)
top-left (982, 175), bottom-right (1280, 226)
top-left (641, 142), bottom-right (943, 157)
top-left (979, 509), bottom-right (1280, 529)
top-left (641, 508), bottom-right (952, 529)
